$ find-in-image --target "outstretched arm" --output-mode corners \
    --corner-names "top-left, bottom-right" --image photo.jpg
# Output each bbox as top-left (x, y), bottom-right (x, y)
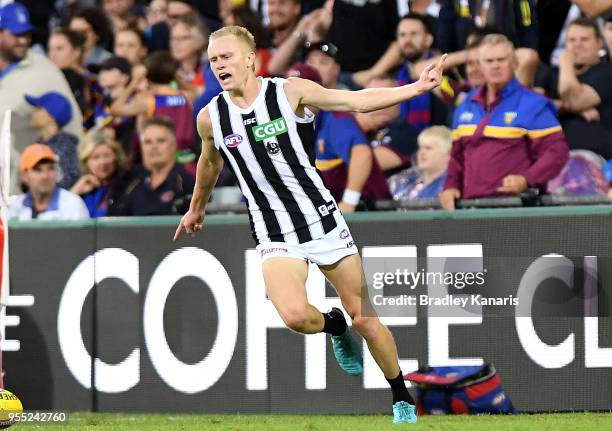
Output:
top-left (286, 55), bottom-right (447, 113)
top-left (173, 108), bottom-right (224, 240)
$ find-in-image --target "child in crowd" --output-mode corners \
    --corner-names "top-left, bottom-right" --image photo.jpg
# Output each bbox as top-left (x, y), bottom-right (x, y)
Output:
top-left (26, 92), bottom-right (80, 190)
top-left (387, 126), bottom-right (452, 201)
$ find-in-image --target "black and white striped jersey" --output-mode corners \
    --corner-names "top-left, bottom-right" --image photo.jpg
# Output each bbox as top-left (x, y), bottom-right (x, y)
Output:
top-left (207, 77), bottom-right (339, 245)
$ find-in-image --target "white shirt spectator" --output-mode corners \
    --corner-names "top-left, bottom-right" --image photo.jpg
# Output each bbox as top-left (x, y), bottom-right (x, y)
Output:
top-left (9, 187), bottom-right (90, 221)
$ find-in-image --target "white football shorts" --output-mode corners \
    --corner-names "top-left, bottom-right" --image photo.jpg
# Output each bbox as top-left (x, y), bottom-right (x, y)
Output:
top-left (256, 213), bottom-right (358, 266)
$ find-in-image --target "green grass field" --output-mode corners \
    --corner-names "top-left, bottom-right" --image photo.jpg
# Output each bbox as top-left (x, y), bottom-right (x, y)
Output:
top-left (11, 412), bottom-right (612, 431)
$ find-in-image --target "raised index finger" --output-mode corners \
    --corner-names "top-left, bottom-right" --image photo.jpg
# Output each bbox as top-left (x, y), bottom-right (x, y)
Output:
top-left (173, 221), bottom-right (184, 241)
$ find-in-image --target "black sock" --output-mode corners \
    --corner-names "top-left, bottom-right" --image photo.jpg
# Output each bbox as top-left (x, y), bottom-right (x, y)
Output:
top-left (386, 370), bottom-right (414, 404)
top-left (322, 309), bottom-right (347, 336)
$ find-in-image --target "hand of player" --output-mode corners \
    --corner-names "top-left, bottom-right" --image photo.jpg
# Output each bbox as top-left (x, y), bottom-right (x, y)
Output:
top-left (173, 208), bottom-right (205, 241)
top-left (416, 54), bottom-right (447, 94)
top-left (497, 175), bottom-right (528, 194)
top-left (439, 188), bottom-right (460, 210)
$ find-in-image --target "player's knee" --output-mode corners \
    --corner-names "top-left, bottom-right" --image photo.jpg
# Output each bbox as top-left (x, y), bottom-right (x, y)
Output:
top-left (351, 315), bottom-right (379, 341)
top-left (281, 309), bottom-right (311, 333)
top-left (342, 302), bottom-right (360, 322)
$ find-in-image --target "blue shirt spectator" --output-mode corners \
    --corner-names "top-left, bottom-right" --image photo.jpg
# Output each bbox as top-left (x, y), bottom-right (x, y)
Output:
top-left (315, 111), bottom-right (390, 211)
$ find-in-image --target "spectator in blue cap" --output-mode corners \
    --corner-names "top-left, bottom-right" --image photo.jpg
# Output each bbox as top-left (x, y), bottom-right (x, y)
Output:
top-left (0, 2), bottom-right (83, 194)
top-left (0, 2), bottom-right (33, 36)
top-left (0, 2), bottom-right (33, 70)
top-left (26, 92), bottom-right (80, 190)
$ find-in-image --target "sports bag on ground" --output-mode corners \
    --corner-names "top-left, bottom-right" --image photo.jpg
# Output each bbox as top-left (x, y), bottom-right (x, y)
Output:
top-left (404, 364), bottom-right (514, 415)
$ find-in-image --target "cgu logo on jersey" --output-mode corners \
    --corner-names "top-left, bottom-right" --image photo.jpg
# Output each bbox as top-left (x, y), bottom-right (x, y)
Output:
top-left (224, 133), bottom-right (244, 148)
top-left (253, 118), bottom-right (287, 142)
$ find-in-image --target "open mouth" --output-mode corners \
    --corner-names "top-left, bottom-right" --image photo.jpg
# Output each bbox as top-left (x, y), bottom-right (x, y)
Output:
top-left (219, 72), bottom-right (232, 82)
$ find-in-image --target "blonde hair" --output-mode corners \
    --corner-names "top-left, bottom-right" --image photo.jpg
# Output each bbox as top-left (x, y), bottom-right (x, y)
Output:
top-left (209, 25), bottom-right (256, 52)
top-left (78, 132), bottom-right (128, 174)
top-left (418, 126), bottom-right (452, 155)
top-left (479, 33), bottom-right (516, 61)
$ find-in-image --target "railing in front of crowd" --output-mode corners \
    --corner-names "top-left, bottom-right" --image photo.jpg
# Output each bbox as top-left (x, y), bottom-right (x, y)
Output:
top-left (205, 192), bottom-right (610, 215)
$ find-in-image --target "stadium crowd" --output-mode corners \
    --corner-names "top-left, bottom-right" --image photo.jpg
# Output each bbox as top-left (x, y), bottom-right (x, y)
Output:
top-left (1, 0), bottom-right (611, 220)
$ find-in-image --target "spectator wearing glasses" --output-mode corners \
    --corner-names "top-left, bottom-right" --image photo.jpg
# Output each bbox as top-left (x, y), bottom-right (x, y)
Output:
top-left (170, 14), bottom-right (209, 98)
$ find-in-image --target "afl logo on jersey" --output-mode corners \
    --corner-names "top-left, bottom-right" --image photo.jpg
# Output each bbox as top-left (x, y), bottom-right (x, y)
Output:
top-left (224, 133), bottom-right (243, 148)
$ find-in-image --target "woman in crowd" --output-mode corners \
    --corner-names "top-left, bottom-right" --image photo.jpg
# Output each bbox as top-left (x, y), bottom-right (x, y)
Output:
top-left (48, 27), bottom-right (87, 75)
top-left (388, 126), bottom-right (452, 201)
top-left (70, 133), bottom-right (128, 217)
top-left (48, 27), bottom-right (91, 116)
top-left (114, 26), bottom-right (149, 66)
